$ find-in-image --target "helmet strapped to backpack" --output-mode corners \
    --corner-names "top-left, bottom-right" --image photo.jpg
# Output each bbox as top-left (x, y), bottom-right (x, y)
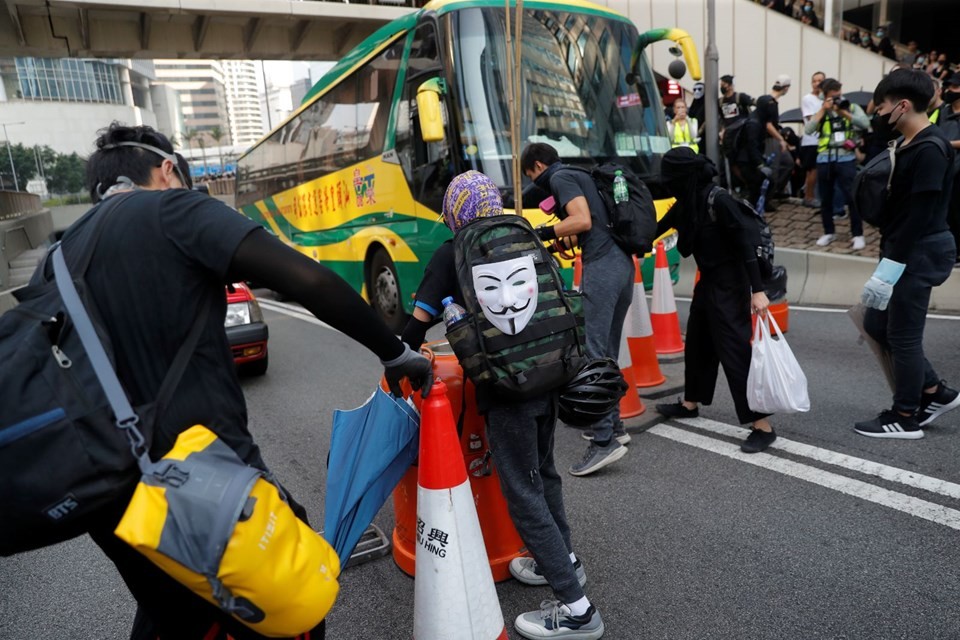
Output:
top-left (558, 358), bottom-right (628, 427)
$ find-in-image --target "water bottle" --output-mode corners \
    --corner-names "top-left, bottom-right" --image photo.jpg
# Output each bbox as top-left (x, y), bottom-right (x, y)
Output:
top-left (442, 296), bottom-right (466, 328)
top-left (612, 170), bottom-right (629, 204)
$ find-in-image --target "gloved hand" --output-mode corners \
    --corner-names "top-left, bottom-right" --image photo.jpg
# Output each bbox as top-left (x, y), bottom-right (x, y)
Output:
top-left (536, 225), bottom-right (558, 242)
top-left (382, 342), bottom-right (434, 398)
top-left (758, 165), bottom-right (773, 179)
top-left (861, 258), bottom-right (905, 310)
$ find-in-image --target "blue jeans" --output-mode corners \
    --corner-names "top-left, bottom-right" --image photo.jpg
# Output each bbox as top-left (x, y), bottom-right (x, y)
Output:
top-left (581, 246), bottom-right (634, 440)
top-left (818, 160), bottom-right (863, 236)
top-left (864, 232), bottom-right (956, 413)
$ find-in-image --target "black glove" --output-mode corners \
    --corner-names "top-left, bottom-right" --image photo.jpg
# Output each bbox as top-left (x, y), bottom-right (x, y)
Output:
top-left (536, 225), bottom-right (558, 242)
top-left (382, 342), bottom-right (434, 398)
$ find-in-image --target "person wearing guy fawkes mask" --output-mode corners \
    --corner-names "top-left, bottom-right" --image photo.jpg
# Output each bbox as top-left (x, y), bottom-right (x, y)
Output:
top-left (853, 69), bottom-right (960, 439)
top-left (689, 81), bottom-right (706, 152)
top-left (652, 148), bottom-right (777, 453)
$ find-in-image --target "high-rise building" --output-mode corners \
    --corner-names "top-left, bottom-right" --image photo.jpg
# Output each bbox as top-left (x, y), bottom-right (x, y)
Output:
top-left (153, 60), bottom-right (230, 144)
top-left (222, 60), bottom-right (265, 148)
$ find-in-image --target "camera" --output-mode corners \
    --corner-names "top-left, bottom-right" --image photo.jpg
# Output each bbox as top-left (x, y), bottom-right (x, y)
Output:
top-left (836, 98), bottom-right (851, 111)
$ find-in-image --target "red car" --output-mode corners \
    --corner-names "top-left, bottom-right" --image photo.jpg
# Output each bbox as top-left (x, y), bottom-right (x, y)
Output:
top-left (225, 282), bottom-right (269, 376)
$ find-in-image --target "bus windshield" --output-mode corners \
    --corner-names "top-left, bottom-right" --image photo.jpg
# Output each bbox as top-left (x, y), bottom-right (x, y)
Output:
top-left (448, 7), bottom-right (671, 187)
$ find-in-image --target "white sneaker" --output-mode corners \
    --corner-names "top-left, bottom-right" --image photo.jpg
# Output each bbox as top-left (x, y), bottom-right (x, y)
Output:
top-left (816, 234), bottom-right (836, 247)
top-left (852, 236), bottom-right (866, 251)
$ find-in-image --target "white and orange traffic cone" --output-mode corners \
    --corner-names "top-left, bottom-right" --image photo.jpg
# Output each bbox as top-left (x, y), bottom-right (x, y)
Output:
top-left (650, 242), bottom-right (684, 354)
top-left (572, 253), bottom-right (583, 292)
top-left (626, 257), bottom-right (666, 387)
top-left (414, 380), bottom-right (508, 640)
top-left (618, 329), bottom-right (645, 419)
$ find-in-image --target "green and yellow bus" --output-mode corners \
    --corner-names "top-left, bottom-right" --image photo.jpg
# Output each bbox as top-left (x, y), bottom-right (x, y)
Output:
top-left (236, 0), bottom-right (700, 331)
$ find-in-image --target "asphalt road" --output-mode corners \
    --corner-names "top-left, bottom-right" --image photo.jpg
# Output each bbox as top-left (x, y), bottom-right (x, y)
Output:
top-left (3, 300), bottom-right (960, 640)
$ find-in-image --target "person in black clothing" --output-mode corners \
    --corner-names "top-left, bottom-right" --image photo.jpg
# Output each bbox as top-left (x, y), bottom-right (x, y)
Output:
top-left (400, 170), bottom-right (605, 640)
top-left (69, 123), bottom-right (433, 640)
top-left (854, 70), bottom-right (960, 439)
top-left (654, 148), bottom-right (776, 453)
top-left (938, 73), bottom-right (960, 251)
top-left (719, 75), bottom-right (754, 130)
top-left (733, 98), bottom-right (778, 209)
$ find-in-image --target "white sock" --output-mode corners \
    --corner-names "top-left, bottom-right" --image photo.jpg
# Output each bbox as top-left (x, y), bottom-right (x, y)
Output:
top-left (565, 596), bottom-right (591, 617)
top-left (569, 552), bottom-right (577, 564)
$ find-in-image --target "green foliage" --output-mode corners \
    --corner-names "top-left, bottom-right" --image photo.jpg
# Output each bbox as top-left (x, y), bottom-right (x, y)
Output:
top-left (46, 153), bottom-right (86, 196)
top-left (0, 143), bottom-right (39, 189)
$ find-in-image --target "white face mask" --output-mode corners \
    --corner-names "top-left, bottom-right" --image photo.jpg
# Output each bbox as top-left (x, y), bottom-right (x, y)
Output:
top-left (693, 83), bottom-right (705, 100)
top-left (471, 255), bottom-right (539, 335)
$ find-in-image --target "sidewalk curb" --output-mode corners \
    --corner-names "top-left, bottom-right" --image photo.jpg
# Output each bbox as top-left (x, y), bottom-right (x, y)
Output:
top-left (673, 249), bottom-right (960, 313)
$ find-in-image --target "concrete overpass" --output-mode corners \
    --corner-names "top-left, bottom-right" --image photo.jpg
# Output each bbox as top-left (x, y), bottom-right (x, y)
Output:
top-left (1, 0), bottom-right (414, 60)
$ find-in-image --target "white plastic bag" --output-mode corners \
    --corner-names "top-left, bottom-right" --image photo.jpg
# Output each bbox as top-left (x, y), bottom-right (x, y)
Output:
top-left (747, 314), bottom-right (810, 414)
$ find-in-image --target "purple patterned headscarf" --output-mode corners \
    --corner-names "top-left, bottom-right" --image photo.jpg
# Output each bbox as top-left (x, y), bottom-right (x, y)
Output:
top-left (442, 170), bottom-right (504, 232)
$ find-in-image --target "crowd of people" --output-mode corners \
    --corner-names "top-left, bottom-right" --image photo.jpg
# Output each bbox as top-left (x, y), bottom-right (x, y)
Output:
top-left (665, 66), bottom-right (960, 254)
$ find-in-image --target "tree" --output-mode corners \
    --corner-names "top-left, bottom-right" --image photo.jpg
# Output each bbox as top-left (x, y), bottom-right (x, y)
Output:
top-left (209, 125), bottom-right (225, 176)
top-left (46, 153), bottom-right (86, 198)
top-left (1, 143), bottom-right (39, 191)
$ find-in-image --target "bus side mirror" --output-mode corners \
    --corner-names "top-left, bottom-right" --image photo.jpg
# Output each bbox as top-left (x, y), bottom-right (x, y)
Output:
top-left (416, 78), bottom-right (446, 143)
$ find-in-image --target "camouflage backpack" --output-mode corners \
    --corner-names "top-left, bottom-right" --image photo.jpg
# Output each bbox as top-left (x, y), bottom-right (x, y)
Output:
top-left (446, 215), bottom-right (585, 401)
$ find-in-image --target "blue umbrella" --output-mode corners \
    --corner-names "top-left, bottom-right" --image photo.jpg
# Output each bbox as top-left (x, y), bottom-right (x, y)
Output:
top-left (324, 387), bottom-right (420, 561)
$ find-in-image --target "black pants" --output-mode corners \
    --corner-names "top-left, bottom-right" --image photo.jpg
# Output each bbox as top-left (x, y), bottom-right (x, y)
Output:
top-left (864, 232), bottom-right (956, 413)
top-left (734, 162), bottom-right (764, 208)
top-left (817, 160), bottom-right (863, 236)
top-left (685, 261), bottom-right (770, 425)
top-left (91, 490), bottom-right (326, 640)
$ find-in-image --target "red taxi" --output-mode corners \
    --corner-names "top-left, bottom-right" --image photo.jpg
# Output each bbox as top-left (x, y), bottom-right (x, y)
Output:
top-left (225, 282), bottom-right (269, 376)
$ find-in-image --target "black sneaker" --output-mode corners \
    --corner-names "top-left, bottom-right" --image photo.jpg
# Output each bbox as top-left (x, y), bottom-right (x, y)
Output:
top-left (918, 381), bottom-right (960, 427)
top-left (854, 410), bottom-right (923, 439)
top-left (655, 399), bottom-right (699, 419)
top-left (741, 428), bottom-right (777, 453)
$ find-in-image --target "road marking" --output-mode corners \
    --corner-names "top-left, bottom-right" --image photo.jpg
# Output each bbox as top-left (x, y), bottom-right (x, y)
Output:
top-left (648, 423), bottom-right (960, 531)
top-left (675, 417), bottom-right (960, 501)
top-left (671, 297), bottom-right (960, 320)
top-left (258, 299), bottom-right (334, 331)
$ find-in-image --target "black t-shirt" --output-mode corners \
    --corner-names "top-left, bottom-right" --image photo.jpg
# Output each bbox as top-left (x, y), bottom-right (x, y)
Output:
top-left (412, 240), bottom-right (460, 319)
top-left (55, 189), bottom-right (263, 465)
top-left (882, 125), bottom-right (955, 262)
top-left (548, 166), bottom-right (618, 262)
top-left (720, 92), bottom-right (753, 126)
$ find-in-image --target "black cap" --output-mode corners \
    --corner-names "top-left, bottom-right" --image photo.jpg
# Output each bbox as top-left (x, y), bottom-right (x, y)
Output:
top-left (946, 72), bottom-right (960, 87)
top-left (720, 74), bottom-right (734, 84)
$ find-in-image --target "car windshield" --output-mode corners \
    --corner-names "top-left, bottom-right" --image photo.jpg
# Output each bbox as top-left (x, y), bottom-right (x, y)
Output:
top-left (447, 7), bottom-right (670, 188)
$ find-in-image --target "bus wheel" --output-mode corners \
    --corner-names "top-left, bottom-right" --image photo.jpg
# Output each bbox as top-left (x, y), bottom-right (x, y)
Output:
top-left (370, 249), bottom-right (406, 333)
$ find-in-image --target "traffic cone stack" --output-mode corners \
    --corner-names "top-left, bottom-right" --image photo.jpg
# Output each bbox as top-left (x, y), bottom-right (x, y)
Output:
top-left (650, 242), bottom-right (685, 354)
top-left (617, 329), bottom-right (645, 418)
top-left (414, 380), bottom-right (508, 640)
top-left (625, 257), bottom-right (666, 387)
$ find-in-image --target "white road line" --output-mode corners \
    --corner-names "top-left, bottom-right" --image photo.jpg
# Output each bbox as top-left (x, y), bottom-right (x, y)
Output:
top-left (670, 296), bottom-right (960, 320)
top-left (257, 299), bottom-right (334, 331)
top-left (648, 424), bottom-right (960, 531)
top-left (675, 417), bottom-right (960, 501)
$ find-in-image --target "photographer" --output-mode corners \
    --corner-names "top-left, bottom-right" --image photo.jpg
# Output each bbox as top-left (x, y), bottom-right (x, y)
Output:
top-left (805, 78), bottom-right (870, 250)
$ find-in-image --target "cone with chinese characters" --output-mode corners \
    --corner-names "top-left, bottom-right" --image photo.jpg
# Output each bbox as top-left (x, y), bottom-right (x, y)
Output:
top-left (618, 328), bottom-right (645, 419)
top-left (626, 257), bottom-right (666, 387)
top-left (650, 242), bottom-right (684, 354)
top-left (414, 380), bottom-right (508, 640)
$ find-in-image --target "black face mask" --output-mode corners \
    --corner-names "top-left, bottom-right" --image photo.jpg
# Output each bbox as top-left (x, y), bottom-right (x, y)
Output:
top-left (944, 90), bottom-right (960, 105)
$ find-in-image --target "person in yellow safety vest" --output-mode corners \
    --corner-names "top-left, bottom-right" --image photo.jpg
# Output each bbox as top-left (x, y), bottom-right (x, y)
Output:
top-left (667, 100), bottom-right (699, 153)
top-left (928, 78), bottom-right (945, 124)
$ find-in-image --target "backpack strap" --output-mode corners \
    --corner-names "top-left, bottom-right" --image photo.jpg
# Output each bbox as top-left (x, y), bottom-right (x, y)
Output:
top-left (706, 185), bottom-right (724, 222)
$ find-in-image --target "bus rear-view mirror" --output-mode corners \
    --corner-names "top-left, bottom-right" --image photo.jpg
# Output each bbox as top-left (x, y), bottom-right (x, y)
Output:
top-left (416, 78), bottom-right (445, 143)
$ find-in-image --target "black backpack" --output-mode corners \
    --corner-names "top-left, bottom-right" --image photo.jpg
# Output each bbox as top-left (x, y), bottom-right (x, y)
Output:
top-left (446, 215), bottom-right (585, 401)
top-left (707, 185), bottom-right (775, 280)
top-left (720, 118), bottom-right (749, 159)
top-left (855, 135), bottom-right (952, 227)
top-left (565, 163), bottom-right (657, 256)
top-left (0, 196), bottom-right (208, 556)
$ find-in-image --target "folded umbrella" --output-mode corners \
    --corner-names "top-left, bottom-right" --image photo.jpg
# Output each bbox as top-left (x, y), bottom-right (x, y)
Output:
top-left (324, 387), bottom-right (420, 561)
top-left (847, 303), bottom-right (896, 393)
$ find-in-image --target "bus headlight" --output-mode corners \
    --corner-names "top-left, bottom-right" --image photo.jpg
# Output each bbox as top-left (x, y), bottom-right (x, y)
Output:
top-left (661, 231), bottom-right (679, 252)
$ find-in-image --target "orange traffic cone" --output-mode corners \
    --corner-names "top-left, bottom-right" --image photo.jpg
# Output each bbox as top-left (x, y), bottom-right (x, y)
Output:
top-left (414, 380), bottom-right (508, 640)
top-left (573, 253), bottom-right (583, 292)
top-left (650, 242), bottom-right (684, 354)
top-left (626, 257), bottom-right (666, 387)
top-left (618, 329), bottom-right (645, 418)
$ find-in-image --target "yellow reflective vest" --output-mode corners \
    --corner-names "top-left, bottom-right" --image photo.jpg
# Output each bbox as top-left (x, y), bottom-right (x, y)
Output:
top-left (668, 117), bottom-right (699, 153)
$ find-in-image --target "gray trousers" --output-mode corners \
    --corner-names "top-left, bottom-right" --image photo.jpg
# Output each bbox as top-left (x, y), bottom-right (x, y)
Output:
top-left (486, 393), bottom-right (585, 604)
top-left (581, 246), bottom-right (635, 440)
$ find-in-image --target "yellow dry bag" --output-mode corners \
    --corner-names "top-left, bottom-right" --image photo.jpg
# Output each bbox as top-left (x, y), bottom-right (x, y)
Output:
top-left (115, 425), bottom-right (340, 638)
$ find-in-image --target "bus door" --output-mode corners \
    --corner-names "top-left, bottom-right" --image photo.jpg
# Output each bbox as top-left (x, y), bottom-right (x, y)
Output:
top-left (394, 20), bottom-right (456, 225)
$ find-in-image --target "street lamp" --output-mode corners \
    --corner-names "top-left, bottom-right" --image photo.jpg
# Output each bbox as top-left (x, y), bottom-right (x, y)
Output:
top-left (1, 122), bottom-right (25, 192)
